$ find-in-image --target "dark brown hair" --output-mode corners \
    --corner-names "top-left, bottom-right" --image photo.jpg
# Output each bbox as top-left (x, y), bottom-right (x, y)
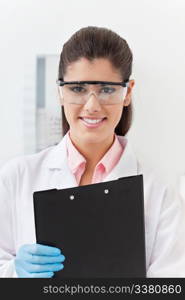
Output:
top-left (58, 26), bottom-right (133, 136)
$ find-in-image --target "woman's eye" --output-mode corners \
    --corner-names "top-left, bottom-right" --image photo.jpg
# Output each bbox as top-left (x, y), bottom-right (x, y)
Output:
top-left (69, 86), bottom-right (85, 93)
top-left (101, 86), bottom-right (116, 94)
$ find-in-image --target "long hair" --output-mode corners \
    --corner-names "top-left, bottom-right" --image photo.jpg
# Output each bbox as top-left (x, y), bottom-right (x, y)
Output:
top-left (58, 26), bottom-right (133, 136)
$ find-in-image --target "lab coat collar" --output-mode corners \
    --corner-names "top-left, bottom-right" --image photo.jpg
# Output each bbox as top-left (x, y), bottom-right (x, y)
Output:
top-left (44, 133), bottom-right (69, 170)
top-left (102, 135), bottom-right (139, 181)
top-left (44, 133), bottom-right (138, 181)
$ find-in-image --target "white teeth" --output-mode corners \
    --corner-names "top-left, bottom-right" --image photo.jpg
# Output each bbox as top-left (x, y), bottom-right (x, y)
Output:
top-left (82, 118), bottom-right (104, 124)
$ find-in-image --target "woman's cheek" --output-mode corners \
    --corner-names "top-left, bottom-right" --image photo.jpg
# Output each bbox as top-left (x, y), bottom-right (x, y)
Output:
top-left (64, 106), bottom-right (75, 125)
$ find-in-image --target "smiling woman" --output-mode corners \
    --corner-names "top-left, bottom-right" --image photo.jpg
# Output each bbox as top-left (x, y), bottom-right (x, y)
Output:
top-left (0, 26), bottom-right (185, 278)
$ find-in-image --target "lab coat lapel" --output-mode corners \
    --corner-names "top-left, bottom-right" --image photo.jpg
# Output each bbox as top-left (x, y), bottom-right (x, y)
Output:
top-left (102, 136), bottom-right (139, 182)
top-left (45, 134), bottom-right (78, 189)
top-left (55, 163), bottom-right (78, 189)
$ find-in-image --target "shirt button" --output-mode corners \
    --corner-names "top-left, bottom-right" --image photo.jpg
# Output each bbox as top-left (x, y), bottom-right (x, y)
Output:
top-left (104, 189), bottom-right (109, 194)
top-left (69, 195), bottom-right (75, 200)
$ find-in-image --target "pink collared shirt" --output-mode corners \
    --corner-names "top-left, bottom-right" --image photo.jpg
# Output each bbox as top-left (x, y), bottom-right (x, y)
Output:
top-left (66, 131), bottom-right (125, 185)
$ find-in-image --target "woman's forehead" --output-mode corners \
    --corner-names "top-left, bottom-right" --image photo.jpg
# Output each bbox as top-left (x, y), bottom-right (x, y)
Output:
top-left (64, 57), bottom-right (122, 81)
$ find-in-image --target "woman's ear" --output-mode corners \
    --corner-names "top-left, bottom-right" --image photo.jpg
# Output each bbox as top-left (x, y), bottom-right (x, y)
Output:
top-left (123, 79), bottom-right (135, 107)
top-left (123, 96), bottom-right (132, 107)
top-left (57, 87), bottom-right (64, 106)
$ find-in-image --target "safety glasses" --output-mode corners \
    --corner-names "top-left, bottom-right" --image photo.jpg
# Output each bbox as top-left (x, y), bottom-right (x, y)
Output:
top-left (56, 80), bottom-right (129, 105)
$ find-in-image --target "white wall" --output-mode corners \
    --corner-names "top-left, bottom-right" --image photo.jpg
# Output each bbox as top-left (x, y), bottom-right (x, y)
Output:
top-left (0, 0), bottom-right (185, 188)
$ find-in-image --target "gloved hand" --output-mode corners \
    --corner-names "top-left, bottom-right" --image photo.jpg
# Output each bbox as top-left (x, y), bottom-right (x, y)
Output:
top-left (14, 243), bottom-right (65, 278)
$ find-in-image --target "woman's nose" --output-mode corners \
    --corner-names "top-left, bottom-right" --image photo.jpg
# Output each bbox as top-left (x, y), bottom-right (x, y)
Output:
top-left (83, 92), bottom-right (102, 111)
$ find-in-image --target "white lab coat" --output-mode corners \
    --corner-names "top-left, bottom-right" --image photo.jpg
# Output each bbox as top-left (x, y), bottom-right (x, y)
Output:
top-left (0, 133), bottom-right (185, 277)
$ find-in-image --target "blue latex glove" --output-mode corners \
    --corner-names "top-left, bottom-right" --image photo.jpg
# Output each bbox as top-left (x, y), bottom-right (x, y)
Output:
top-left (14, 243), bottom-right (65, 278)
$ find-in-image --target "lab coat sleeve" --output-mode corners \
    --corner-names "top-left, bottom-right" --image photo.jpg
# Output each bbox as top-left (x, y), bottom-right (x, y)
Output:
top-left (147, 184), bottom-right (185, 277)
top-left (0, 166), bottom-right (18, 278)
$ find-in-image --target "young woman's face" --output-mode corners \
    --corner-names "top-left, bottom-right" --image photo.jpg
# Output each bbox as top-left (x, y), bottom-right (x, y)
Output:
top-left (59, 57), bottom-right (134, 145)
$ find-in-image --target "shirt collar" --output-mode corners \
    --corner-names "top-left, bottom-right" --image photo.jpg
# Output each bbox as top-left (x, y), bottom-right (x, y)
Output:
top-left (96, 134), bottom-right (124, 173)
top-left (44, 132), bottom-right (138, 180)
top-left (66, 131), bottom-right (86, 173)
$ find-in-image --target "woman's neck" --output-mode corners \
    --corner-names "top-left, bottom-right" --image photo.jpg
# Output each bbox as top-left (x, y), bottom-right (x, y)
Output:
top-left (69, 133), bottom-right (115, 169)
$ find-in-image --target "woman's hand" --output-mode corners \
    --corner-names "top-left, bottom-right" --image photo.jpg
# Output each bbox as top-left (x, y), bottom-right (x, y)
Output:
top-left (14, 243), bottom-right (65, 278)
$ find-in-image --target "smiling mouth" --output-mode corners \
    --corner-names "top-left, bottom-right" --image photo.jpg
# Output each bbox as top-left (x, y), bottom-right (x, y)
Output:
top-left (79, 117), bottom-right (107, 124)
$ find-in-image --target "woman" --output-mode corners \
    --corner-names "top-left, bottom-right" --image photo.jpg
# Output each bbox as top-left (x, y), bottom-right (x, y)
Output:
top-left (0, 26), bottom-right (185, 278)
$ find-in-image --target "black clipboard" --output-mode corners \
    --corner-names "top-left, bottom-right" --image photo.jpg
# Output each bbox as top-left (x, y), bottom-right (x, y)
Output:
top-left (33, 174), bottom-right (146, 278)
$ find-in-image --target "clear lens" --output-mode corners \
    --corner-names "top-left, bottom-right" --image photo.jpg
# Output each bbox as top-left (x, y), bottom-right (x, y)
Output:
top-left (61, 83), bottom-right (127, 105)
